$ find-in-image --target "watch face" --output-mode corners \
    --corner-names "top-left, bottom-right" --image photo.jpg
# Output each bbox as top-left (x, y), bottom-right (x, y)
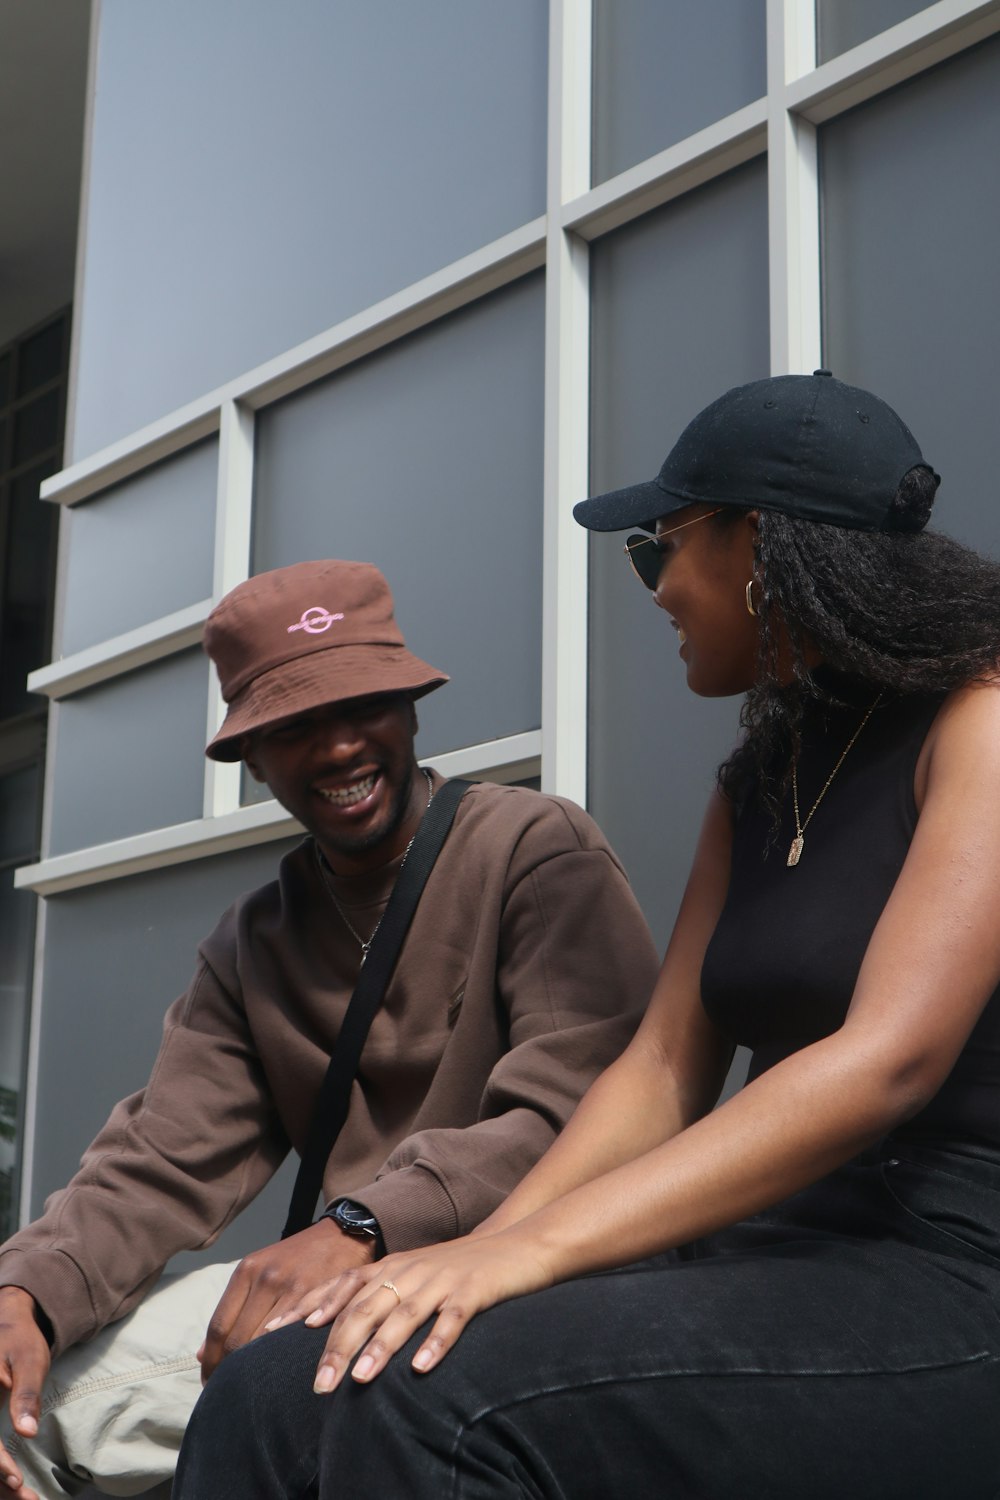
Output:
top-left (332, 1199), bottom-right (378, 1236)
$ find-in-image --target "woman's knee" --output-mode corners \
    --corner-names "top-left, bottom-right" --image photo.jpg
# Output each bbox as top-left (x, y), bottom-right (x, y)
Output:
top-left (176, 1323), bottom-right (331, 1497)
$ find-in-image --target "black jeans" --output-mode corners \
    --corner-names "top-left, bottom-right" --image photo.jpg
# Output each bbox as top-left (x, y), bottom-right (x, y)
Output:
top-left (175, 1147), bottom-right (1000, 1498)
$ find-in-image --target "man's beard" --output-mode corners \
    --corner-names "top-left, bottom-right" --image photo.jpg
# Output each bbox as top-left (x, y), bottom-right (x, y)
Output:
top-left (325, 762), bottom-right (417, 858)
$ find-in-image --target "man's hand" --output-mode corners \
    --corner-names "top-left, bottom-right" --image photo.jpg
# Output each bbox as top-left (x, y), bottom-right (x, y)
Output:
top-left (0, 1286), bottom-right (49, 1499)
top-left (198, 1219), bottom-right (375, 1382)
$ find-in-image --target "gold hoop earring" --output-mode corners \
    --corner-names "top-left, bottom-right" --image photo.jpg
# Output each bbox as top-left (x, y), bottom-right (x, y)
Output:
top-left (745, 579), bottom-right (759, 618)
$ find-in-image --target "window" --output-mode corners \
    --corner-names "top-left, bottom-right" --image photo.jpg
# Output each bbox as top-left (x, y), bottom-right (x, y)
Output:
top-left (0, 306), bottom-right (68, 1232)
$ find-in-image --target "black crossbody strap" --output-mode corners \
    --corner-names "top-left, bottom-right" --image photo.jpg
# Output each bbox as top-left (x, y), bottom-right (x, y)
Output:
top-left (282, 778), bottom-right (471, 1239)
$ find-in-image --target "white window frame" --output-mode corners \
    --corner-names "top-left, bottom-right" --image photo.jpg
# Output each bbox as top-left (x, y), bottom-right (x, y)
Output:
top-left (16, 0), bottom-right (1000, 900)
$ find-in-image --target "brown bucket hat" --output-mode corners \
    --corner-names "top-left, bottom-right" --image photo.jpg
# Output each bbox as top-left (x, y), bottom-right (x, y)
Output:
top-left (203, 560), bottom-right (448, 761)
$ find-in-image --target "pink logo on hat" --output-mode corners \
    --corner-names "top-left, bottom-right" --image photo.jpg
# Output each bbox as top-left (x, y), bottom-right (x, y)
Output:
top-left (287, 606), bottom-right (345, 635)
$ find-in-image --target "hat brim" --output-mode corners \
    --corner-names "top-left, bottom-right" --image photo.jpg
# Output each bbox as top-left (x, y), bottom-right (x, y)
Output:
top-left (206, 643), bottom-right (448, 761)
top-left (573, 478), bottom-right (689, 534)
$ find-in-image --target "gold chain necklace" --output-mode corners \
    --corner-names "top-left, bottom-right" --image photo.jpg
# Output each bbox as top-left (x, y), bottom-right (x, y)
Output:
top-left (787, 692), bottom-right (884, 867)
top-left (316, 768), bottom-right (433, 961)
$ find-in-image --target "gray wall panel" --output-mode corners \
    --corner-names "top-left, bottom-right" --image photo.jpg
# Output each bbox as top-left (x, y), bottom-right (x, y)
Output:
top-left (32, 841), bottom-right (304, 1265)
top-left (588, 160), bottom-right (769, 956)
top-left (592, 0), bottom-right (766, 185)
top-left (252, 275), bottom-right (545, 764)
top-left (821, 35), bottom-right (1000, 558)
top-left (48, 651), bottom-right (209, 855)
top-left (70, 0), bottom-right (547, 460)
top-left (60, 442), bottom-right (217, 654)
top-left (816, 0), bottom-right (935, 63)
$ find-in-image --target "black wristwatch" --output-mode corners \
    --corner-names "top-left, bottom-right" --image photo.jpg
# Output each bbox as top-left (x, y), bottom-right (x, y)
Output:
top-left (323, 1197), bottom-right (384, 1255)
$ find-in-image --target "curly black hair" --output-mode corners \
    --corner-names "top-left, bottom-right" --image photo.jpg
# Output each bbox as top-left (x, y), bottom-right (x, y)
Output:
top-left (718, 466), bottom-right (1000, 816)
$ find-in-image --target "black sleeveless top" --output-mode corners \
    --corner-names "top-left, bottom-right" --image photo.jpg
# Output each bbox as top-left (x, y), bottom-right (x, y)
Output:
top-left (701, 679), bottom-right (1000, 1153)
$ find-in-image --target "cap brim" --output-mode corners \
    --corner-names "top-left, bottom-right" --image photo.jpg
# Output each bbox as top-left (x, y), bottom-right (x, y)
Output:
top-left (572, 478), bottom-right (686, 533)
top-left (206, 644), bottom-right (448, 761)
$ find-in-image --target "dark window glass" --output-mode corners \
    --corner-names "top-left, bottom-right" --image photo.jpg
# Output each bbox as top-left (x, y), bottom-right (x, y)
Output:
top-left (0, 764), bottom-right (41, 1243)
top-left (0, 466), bottom-right (58, 718)
top-left (0, 310), bottom-right (66, 1239)
top-left (0, 873), bottom-right (36, 1242)
top-left (12, 389), bottom-right (61, 467)
top-left (0, 763), bottom-right (41, 862)
top-left (16, 320), bottom-right (65, 398)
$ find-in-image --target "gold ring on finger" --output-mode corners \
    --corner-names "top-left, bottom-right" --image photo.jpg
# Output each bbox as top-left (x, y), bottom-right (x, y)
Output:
top-left (381, 1280), bottom-right (402, 1305)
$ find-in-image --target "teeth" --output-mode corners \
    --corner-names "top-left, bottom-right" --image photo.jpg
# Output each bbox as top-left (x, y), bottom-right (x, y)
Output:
top-left (319, 772), bottom-right (377, 808)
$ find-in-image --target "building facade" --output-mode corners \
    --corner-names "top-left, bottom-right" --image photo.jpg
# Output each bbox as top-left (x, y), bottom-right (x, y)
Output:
top-left (5, 0), bottom-right (1000, 1262)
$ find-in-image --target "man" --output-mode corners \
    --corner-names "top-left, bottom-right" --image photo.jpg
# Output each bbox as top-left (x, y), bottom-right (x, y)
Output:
top-left (0, 560), bottom-right (658, 1498)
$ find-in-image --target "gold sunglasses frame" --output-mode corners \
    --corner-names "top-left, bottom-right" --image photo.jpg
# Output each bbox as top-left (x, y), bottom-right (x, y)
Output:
top-left (623, 507), bottom-right (724, 589)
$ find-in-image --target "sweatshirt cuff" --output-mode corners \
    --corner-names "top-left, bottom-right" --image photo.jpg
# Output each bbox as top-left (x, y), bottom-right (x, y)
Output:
top-left (0, 1249), bottom-right (95, 1358)
top-left (352, 1165), bottom-right (460, 1254)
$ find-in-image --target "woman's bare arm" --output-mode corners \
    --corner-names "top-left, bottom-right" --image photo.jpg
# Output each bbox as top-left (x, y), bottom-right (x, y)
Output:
top-left (472, 787), bottom-right (737, 1235)
top-left (492, 681), bottom-right (1000, 1276)
top-left (308, 682), bottom-right (1000, 1388)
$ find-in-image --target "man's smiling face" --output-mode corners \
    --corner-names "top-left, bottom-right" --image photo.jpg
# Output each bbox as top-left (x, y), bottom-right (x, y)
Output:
top-left (243, 693), bottom-right (424, 873)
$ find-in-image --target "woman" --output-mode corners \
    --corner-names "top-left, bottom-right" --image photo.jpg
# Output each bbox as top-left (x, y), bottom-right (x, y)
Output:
top-left (176, 371), bottom-right (1000, 1498)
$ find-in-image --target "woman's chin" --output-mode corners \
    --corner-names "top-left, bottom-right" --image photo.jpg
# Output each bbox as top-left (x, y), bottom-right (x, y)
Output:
top-left (683, 662), bottom-right (753, 699)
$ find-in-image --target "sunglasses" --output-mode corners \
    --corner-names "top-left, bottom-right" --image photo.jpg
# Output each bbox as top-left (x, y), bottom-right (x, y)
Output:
top-left (623, 508), bottom-right (723, 590)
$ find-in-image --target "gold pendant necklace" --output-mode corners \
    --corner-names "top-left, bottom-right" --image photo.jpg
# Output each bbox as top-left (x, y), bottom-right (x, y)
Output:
top-left (316, 768), bottom-right (433, 961)
top-left (787, 692), bottom-right (884, 868)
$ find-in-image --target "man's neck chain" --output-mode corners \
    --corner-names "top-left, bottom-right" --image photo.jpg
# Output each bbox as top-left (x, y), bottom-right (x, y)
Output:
top-left (316, 767), bottom-right (434, 963)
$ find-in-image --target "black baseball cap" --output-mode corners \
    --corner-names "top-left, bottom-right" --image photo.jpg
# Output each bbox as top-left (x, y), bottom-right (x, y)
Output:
top-left (574, 371), bottom-right (939, 534)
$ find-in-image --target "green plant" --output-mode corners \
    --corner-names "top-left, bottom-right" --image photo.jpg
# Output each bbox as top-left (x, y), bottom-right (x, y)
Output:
top-left (0, 1085), bottom-right (16, 1146)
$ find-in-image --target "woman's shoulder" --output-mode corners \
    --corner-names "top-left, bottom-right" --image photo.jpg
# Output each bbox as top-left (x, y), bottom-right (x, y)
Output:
top-left (914, 675), bottom-right (1000, 809)
top-left (922, 674), bottom-right (1000, 737)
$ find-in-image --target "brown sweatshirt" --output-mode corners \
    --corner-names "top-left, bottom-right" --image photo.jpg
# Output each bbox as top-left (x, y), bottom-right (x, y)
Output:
top-left (0, 780), bottom-right (659, 1355)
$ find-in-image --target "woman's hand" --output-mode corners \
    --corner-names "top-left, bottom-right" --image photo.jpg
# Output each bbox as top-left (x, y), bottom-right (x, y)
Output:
top-left (197, 1219), bottom-right (374, 1381)
top-left (268, 1230), bottom-right (554, 1393)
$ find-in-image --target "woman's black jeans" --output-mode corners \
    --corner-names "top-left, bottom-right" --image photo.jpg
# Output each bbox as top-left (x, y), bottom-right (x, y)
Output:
top-left (175, 1146), bottom-right (1000, 1499)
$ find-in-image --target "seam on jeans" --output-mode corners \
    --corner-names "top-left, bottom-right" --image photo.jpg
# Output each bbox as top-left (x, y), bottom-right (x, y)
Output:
top-left (270, 1448), bottom-right (319, 1499)
top-left (447, 1349), bottom-right (1000, 1451)
top-left (445, 1351), bottom-right (1000, 1495)
top-left (879, 1159), bottom-right (1000, 1274)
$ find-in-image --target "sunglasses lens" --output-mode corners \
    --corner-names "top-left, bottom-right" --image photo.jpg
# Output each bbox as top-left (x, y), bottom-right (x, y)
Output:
top-left (625, 535), bottom-right (661, 590)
